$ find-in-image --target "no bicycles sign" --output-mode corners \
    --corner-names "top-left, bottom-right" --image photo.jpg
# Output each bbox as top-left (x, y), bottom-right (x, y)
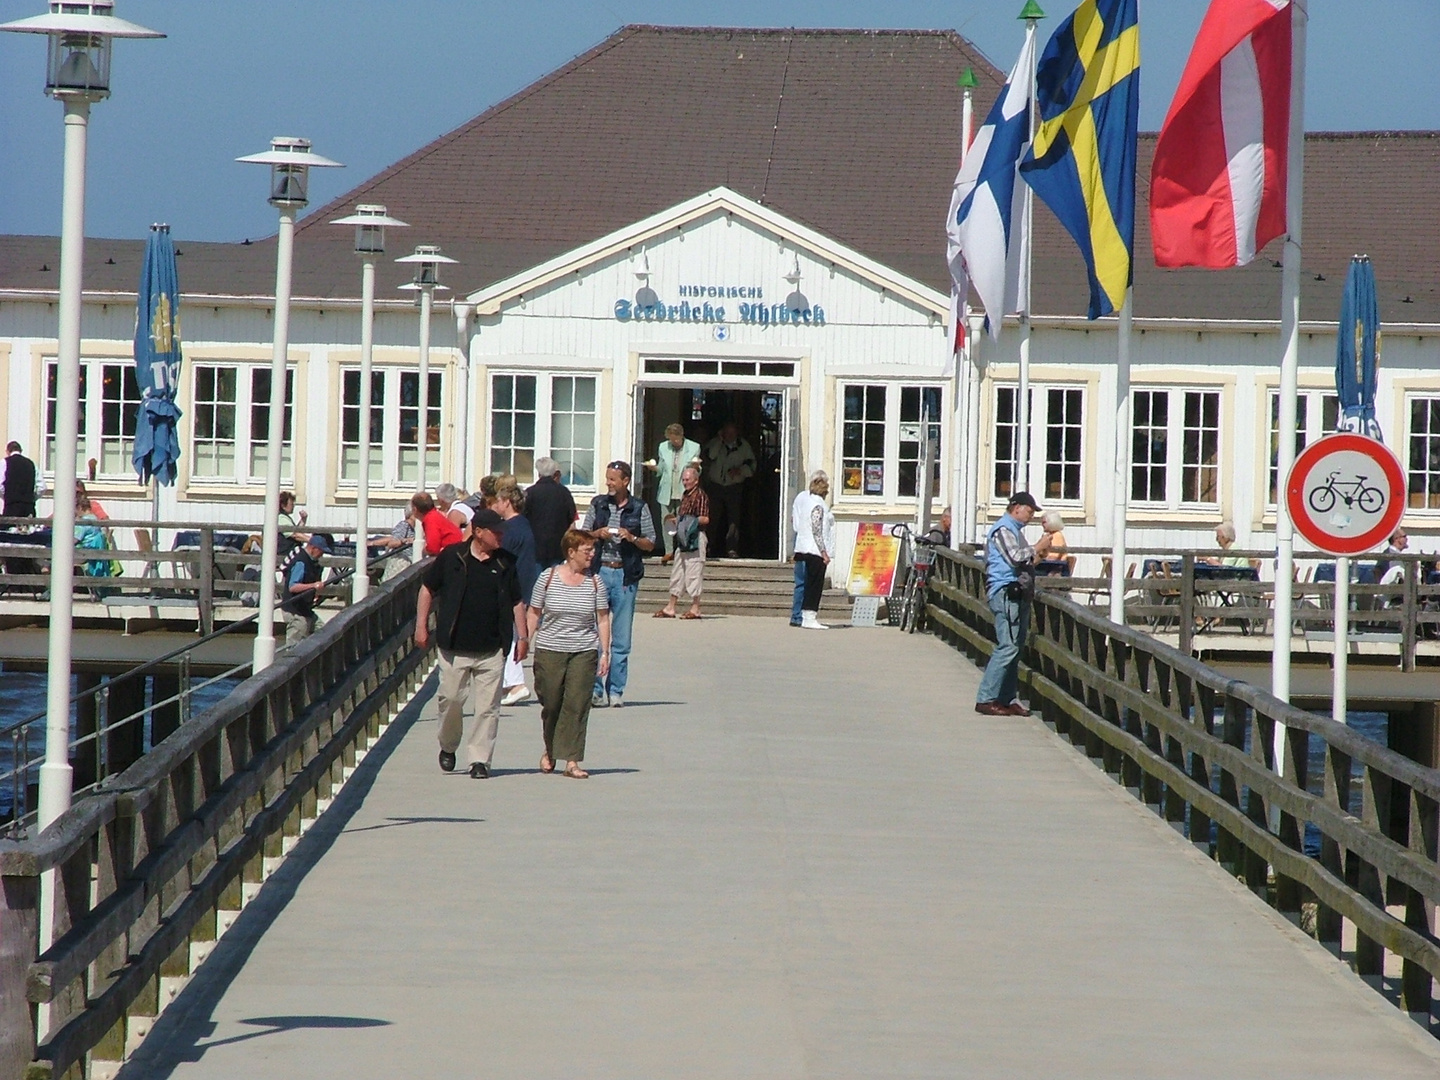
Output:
top-left (1285, 433), bottom-right (1405, 555)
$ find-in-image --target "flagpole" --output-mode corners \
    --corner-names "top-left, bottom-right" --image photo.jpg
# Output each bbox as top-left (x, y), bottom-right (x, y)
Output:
top-left (1109, 289), bottom-right (1133, 625)
top-left (1016, 6), bottom-right (1040, 495)
top-left (1272, 1), bottom-right (1308, 735)
top-left (954, 68), bottom-right (977, 544)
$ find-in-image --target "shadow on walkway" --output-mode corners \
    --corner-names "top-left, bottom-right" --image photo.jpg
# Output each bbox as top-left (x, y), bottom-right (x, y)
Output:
top-left (114, 673), bottom-right (438, 1079)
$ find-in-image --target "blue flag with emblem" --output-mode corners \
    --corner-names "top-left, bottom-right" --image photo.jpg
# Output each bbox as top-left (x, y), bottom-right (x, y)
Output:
top-left (1335, 255), bottom-right (1383, 441)
top-left (133, 224), bottom-right (183, 485)
top-left (1019, 0), bottom-right (1140, 320)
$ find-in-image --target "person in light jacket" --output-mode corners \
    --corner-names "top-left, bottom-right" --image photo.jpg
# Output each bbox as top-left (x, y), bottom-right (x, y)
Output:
top-left (791, 470), bottom-right (837, 630)
top-left (644, 423), bottom-right (701, 561)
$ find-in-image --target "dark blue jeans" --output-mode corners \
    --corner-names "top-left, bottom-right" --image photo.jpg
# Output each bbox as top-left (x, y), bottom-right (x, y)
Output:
top-left (791, 557), bottom-right (806, 624)
top-left (977, 588), bottom-right (1030, 705)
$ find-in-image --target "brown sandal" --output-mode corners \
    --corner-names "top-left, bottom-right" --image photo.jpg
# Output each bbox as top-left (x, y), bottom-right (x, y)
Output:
top-left (563, 763), bottom-right (589, 779)
top-left (540, 752), bottom-right (554, 773)
top-left (653, 610), bottom-right (675, 618)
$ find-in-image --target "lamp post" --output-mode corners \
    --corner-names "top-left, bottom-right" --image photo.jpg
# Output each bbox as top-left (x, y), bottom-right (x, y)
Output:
top-left (330, 205), bottom-right (408, 602)
top-left (237, 137), bottom-right (342, 671)
top-left (396, 246), bottom-right (456, 496)
top-left (0, 2), bottom-right (162, 840)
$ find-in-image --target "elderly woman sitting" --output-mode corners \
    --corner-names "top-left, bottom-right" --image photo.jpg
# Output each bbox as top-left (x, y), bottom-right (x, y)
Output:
top-left (1035, 510), bottom-right (1074, 576)
top-left (1207, 522), bottom-right (1256, 569)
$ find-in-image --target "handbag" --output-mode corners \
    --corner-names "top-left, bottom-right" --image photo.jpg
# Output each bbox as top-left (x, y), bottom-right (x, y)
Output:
top-left (672, 514), bottom-right (701, 553)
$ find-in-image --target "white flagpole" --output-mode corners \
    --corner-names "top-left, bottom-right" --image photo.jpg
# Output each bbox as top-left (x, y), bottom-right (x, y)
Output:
top-left (1109, 290), bottom-right (1133, 625)
top-left (1016, 11), bottom-right (1039, 495)
top-left (953, 72), bottom-right (977, 545)
top-left (1272, 1), bottom-right (1308, 731)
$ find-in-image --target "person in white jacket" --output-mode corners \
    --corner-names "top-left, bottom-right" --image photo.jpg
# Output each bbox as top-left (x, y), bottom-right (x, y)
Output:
top-left (791, 470), bottom-right (837, 629)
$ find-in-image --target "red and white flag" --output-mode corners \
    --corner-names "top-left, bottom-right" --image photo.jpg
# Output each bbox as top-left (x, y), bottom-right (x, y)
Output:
top-left (1150, 0), bottom-right (1292, 268)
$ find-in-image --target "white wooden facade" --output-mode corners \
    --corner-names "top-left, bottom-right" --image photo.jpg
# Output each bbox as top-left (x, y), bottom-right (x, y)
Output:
top-left (1, 186), bottom-right (1438, 578)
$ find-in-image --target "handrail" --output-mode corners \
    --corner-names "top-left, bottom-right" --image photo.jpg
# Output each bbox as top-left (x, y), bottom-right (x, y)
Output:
top-left (0, 560), bottom-right (435, 1079)
top-left (924, 547), bottom-right (1440, 1032)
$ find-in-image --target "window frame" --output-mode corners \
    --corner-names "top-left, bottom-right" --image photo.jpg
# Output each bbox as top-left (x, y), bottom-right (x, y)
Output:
top-left (1264, 387), bottom-right (1340, 508)
top-left (184, 361), bottom-right (296, 488)
top-left (336, 366), bottom-right (444, 492)
top-left (1127, 385), bottom-right (1222, 511)
top-left (989, 381), bottom-right (1087, 509)
top-left (485, 369), bottom-right (600, 491)
top-left (836, 380), bottom-right (947, 505)
top-left (1405, 392), bottom-right (1440, 513)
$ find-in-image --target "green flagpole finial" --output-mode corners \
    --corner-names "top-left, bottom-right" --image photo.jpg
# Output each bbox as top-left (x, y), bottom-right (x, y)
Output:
top-left (959, 67), bottom-right (980, 89)
top-left (1018, 0), bottom-right (1046, 20)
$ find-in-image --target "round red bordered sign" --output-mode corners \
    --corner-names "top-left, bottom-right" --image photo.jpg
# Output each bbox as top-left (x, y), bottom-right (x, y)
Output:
top-left (1285, 433), bottom-right (1405, 556)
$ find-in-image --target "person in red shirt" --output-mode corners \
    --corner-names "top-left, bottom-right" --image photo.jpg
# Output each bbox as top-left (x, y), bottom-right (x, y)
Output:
top-left (412, 491), bottom-right (462, 555)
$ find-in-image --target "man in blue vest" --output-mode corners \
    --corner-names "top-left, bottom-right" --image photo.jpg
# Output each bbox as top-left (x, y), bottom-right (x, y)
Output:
top-left (976, 492), bottom-right (1053, 716)
top-left (584, 460), bottom-right (657, 708)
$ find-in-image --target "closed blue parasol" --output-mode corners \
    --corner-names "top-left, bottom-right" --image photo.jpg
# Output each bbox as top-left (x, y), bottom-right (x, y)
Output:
top-left (133, 223), bottom-right (183, 484)
top-left (1335, 255), bottom-right (1383, 441)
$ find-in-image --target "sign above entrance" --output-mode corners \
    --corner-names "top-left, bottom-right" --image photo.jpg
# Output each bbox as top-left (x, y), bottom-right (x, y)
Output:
top-left (1285, 433), bottom-right (1405, 556)
top-left (614, 286), bottom-right (827, 327)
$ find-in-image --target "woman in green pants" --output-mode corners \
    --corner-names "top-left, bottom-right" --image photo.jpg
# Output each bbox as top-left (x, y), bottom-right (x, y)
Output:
top-left (527, 528), bottom-right (612, 779)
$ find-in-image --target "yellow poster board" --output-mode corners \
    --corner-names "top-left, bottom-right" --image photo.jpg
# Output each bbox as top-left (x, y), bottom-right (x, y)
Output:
top-left (846, 522), bottom-right (903, 597)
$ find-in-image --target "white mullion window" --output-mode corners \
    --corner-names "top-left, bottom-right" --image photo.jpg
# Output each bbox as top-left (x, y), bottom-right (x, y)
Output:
top-left (490, 373), bottom-right (538, 481)
top-left (399, 370), bottom-right (443, 487)
top-left (97, 363), bottom-right (142, 478)
top-left (1406, 395), bottom-right (1440, 511)
top-left (898, 385), bottom-right (943, 501)
top-left (487, 371), bottom-right (599, 488)
top-left (248, 367), bottom-right (296, 485)
top-left (549, 375), bottom-right (597, 488)
top-left (340, 369), bottom-right (385, 485)
top-left (1266, 389), bottom-right (1340, 505)
top-left (991, 383), bottom-right (1084, 506)
top-left (841, 383), bottom-right (888, 497)
top-left (191, 365), bottom-right (239, 479)
top-left (838, 382), bottom-right (946, 502)
top-left (1130, 387), bottom-right (1221, 510)
top-left (42, 361), bottom-right (89, 475)
top-left (338, 367), bottom-right (443, 490)
top-left (187, 363), bottom-right (294, 486)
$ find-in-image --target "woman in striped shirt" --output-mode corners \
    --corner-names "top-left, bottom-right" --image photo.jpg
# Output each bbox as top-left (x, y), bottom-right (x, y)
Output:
top-left (526, 528), bottom-right (612, 778)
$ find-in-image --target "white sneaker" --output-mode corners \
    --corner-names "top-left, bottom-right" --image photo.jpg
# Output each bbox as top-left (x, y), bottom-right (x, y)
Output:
top-left (501, 684), bottom-right (531, 706)
top-left (800, 612), bottom-right (830, 630)
top-left (610, 693), bottom-right (624, 709)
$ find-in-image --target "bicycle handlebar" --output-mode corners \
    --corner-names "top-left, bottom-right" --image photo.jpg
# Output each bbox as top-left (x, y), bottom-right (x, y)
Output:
top-left (889, 522), bottom-right (948, 546)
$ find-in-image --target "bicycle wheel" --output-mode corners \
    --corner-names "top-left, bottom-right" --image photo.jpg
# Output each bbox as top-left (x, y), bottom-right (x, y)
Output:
top-left (1358, 486), bottom-right (1383, 514)
top-left (1308, 486), bottom-right (1336, 514)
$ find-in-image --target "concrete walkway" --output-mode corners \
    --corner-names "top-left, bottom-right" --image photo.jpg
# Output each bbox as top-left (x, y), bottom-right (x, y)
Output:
top-left (120, 617), bottom-right (1440, 1079)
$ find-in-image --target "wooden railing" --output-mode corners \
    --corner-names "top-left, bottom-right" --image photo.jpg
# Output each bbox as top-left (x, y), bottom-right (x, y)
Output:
top-left (926, 548), bottom-right (1440, 1030)
top-left (0, 563), bottom-right (433, 1080)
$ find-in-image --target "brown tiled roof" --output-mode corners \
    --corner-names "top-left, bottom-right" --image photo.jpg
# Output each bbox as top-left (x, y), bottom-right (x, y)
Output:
top-left (0, 26), bottom-right (1435, 325)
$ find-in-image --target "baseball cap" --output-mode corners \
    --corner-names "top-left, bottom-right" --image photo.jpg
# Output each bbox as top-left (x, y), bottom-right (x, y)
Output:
top-left (470, 507), bottom-right (507, 532)
top-left (306, 534), bottom-right (332, 553)
top-left (1007, 492), bottom-right (1041, 512)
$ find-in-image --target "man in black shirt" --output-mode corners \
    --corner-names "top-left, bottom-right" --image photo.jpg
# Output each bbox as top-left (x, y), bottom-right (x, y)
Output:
top-left (416, 508), bottom-right (529, 778)
top-left (2, 442), bottom-right (37, 519)
top-left (524, 455), bottom-right (577, 569)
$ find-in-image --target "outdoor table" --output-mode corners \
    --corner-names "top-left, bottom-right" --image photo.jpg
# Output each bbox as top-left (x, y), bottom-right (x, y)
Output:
top-left (1194, 563), bottom-right (1262, 635)
top-left (1036, 559), bottom-right (1071, 577)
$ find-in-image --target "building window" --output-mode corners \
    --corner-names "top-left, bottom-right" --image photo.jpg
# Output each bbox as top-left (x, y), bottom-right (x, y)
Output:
top-left (839, 382), bottom-right (946, 501)
top-left (186, 364), bottom-right (294, 485)
top-left (43, 362), bottom-right (88, 473)
top-left (1266, 389), bottom-right (1339, 504)
top-left (898, 386), bottom-right (943, 499)
top-left (1407, 396), bottom-right (1440, 510)
top-left (338, 368), bottom-right (443, 489)
top-left (549, 376), bottom-right (597, 488)
top-left (487, 372), bottom-right (598, 487)
top-left (992, 383), bottom-right (1084, 504)
top-left (192, 365), bottom-right (238, 478)
top-left (1130, 387), bottom-right (1221, 508)
top-left (842, 384), bottom-right (888, 496)
top-left (43, 361), bottom-right (143, 481)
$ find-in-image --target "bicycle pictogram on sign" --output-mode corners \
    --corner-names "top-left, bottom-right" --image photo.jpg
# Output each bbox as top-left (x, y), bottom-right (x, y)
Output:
top-left (1285, 433), bottom-right (1405, 556)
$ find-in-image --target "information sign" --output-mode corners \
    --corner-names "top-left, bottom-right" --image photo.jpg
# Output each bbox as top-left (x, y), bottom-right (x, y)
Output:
top-left (846, 522), bottom-right (903, 596)
top-left (1284, 433), bottom-right (1405, 555)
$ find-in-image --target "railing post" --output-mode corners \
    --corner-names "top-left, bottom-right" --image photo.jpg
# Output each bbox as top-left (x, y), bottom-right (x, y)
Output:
top-left (1178, 552), bottom-right (1195, 655)
top-left (1401, 556), bottom-right (1419, 673)
top-left (198, 527), bottom-right (215, 637)
top-left (0, 871), bottom-right (39, 1080)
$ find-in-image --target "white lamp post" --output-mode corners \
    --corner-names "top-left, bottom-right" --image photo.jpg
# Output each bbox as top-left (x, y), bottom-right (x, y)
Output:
top-left (396, 246), bottom-right (456, 496)
top-left (330, 205), bottom-right (408, 601)
top-left (0, 1), bottom-right (162, 839)
top-left (237, 137), bottom-right (342, 671)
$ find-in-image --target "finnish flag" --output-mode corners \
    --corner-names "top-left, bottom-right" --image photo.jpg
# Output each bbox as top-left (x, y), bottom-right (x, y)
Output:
top-left (946, 31), bottom-right (1036, 342)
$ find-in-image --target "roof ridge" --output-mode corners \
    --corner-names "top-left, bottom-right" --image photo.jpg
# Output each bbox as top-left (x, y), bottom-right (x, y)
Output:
top-left (618, 25), bottom-right (970, 36)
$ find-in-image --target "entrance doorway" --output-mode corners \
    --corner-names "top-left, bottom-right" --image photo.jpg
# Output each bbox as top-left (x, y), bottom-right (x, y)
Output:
top-left (636, 385), bottom-right (796, 560)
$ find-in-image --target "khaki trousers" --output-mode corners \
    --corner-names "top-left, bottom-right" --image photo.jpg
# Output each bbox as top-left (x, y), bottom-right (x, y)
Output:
top-left (668, 532), bottom-right (706, 600)
top-left (533, 648), bottom-right (598, 762)
top-left (436, 648), bottom-right (506, 767)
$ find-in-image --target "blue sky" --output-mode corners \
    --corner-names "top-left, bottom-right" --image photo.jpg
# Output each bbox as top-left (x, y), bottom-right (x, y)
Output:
top-left (1, 1), bottom-right (1435, 241)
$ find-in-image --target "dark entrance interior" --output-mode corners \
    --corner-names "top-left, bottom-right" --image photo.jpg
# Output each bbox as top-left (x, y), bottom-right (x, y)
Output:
top-left (638, 386), bottom-right (785, 560)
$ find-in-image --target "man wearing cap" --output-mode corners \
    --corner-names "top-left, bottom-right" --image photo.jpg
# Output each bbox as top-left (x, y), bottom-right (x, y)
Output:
top-left (282, 534), bottom-right (331, 646)
top-left (582, 460), bottom-right (657, 708)
top-left (976, 493), bottom-right (1053, 716)
top-left (415, 508), bottom-right (529, 778)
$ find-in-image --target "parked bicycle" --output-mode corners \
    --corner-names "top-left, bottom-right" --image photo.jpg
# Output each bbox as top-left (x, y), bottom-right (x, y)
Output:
top-left (890, 522), bottom-right (948, 633)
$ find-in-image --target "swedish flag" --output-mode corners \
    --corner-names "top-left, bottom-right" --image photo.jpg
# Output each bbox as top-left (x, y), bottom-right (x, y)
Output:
top-left (1020, 0), bottom-right (1139, 319)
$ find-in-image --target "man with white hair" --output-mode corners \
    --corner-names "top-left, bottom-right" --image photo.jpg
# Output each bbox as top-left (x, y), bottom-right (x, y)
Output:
top-left (524, 456), bottom-right (576, 568)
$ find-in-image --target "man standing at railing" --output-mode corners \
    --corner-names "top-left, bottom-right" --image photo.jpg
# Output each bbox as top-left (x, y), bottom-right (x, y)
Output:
top-left (2, 442), bottom-right (36, 519)
top-left (976, 492), bottom-right (1052, 717)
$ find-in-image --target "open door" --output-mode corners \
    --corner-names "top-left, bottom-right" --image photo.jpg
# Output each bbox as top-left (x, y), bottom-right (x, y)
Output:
top-left (631, 384), bottom-right (647, 492)
top-left (779, 386), bottom-right (802, 558)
